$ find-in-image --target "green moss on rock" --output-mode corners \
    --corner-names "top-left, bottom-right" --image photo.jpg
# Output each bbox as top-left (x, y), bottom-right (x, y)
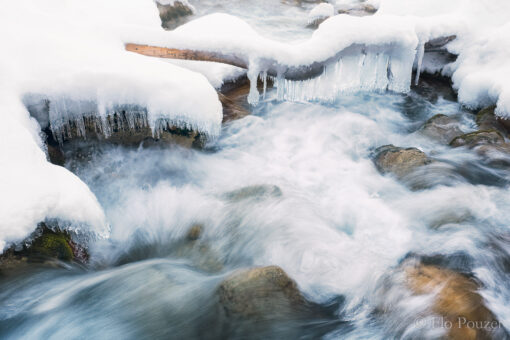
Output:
top-left (29, 229), bottom-right (74, 261)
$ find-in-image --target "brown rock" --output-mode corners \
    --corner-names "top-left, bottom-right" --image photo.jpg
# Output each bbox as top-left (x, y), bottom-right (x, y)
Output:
top-left (405, 263), bottom-right (502, 340)
top-left (218, 266), bottom-right (305, 318)
top-left (450, 130), bottom-right (505, 148)
top-left (187, 224), bottom-right (203, 241)
top-left (373, 145), bottom-right (431, 178)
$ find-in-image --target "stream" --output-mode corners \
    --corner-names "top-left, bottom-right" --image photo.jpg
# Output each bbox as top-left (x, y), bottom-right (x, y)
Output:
top-left (1, 1), bottom-right (510, 339)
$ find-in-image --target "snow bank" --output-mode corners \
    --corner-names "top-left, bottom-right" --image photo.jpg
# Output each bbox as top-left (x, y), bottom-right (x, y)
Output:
top-left (0, 0), bottom-right (222, 251)
top-left (378, 0), bottom-right (510, 116)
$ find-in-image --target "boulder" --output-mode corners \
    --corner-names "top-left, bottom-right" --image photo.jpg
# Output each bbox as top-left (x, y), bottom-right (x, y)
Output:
top-left (405, 263), bottom-right (504, 340)
top-left (218, 266), bottom-right (305, 319)
top-left (420, 114), bottom-right (464, 144)
top-left (373, 145), bottom-right (431, 178)
top-left (217, 265), bottom-right (341, 339)
top-left (450, 130), bottom-right (505, 148)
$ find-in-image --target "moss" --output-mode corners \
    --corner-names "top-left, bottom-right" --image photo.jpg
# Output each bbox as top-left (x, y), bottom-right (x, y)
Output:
top-left (28, 229), bottom-right (74, 261)
top-left (450, 129), bottom-right (504, 148)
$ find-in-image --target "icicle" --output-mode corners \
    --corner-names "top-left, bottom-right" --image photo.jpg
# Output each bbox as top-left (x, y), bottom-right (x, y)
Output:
top-left (414, 39), bottom-right (425, 86)
top-left (247, 60), bottom-right (261, 106)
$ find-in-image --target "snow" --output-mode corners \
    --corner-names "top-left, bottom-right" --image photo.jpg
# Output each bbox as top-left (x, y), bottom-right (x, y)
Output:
top-left (377, 0), bottom-right (510, 117)
top-left (163, 60), bottom-right (246, 89)
top-left (308, 3), bottom-right (335, 25)
top-left (0, 0), bottom-right (222, 251)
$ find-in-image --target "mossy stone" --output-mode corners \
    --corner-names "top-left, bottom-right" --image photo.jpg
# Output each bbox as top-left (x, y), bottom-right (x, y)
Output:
top-left (29, 230), bottom-right (74, 261)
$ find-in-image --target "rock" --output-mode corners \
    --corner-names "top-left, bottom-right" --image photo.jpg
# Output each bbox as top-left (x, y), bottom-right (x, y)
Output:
top-left (156, 1), bottom-right (194, 29)
top-left (224, 184), bottom-right (283, 202)
top-left (476, 106), bottom-right (509, 136)
top-left (420, 114), bottom-right (464, 144)
top-left (219, 92), bottom-right (251, 123)
top-left (338, 3), bottom-right (377, 16)
top-left (216, 265), bottom-right (342, 339)
top-left (412, 73), bottom-right (457, 103)
top-left (218, 266), bottom-right (305, 319)
top-left (307, 3), bottom-right (335, 29)
top-left (46, 143), bottom-right (66, 166)
top-left (219, 76), bottom-right (273, 123)
top-left (450, 130), bottom-right (505, 148)
top-left (405, 263), bottom-right (504, 340)
top-left (0, 223), bottom-right (88, 271)
top-left (373, 145), bottom-right (431, 178)
top-left (187, 224), bottom-right (203, 241)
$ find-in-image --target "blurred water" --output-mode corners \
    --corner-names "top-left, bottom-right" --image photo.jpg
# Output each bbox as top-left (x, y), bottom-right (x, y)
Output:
top-left (2, 89), bottom-right (510, 339)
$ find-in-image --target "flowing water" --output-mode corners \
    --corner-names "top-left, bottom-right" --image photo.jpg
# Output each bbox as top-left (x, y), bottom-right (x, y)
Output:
top-left (2, 1), bottom-right (510, 339)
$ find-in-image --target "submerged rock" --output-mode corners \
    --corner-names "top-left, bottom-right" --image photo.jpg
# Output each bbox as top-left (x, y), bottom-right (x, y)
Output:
top-left (420, 114), bottom-right (464, 144)
top-left (373, 145), bottom-right (431, 178)
top-left (218, 266), bottom-right (304, 318)
top-left (405, 263), bottom-right (504, 340)
top-left (450, 130), bottom-right (505, 148)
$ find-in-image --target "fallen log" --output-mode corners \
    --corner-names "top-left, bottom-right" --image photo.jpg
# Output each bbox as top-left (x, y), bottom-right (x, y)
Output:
top-left (126, 35), bottom-right (457, 82)
top-left (125, 43), bottom-right (325, 81)
top-left (125, 43), bottom-right (248, 69)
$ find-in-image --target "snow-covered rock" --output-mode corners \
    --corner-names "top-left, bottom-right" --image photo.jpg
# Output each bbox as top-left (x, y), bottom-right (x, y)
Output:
top-left (0, 0), bottom-right (222, 251)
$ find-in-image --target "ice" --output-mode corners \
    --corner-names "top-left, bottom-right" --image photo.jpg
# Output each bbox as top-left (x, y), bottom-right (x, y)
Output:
top-left (274, 45), bottom-right (414, 102)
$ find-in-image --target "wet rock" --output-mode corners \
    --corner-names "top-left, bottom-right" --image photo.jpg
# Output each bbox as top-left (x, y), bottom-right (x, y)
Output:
top-left (156, 1), bottom-right (194, 29)
top-left (405, 263), bottom-right (504, 340)
top-left (420, 114), bottom-right (464, 144)
top-left (219, 92), bottom-right (251, 123)
top-left (216, 265), bottom-right (343, 338)
top-left (187, 224), bottom-right (203, 241)
top-left (412, 73), bottom-right (457, 103)
top-left (224, 184), bottom-right (283, 202)
top-left (0, 223), bottom-right (88, 272)
top-left (220, 76), bottom-right (272, 123)
top-left (218, 266), bottom-right (305, 319)
top-left (373, 145), bottom-right (431, 178)
top-left (476, 106), bottom-right (509, 136)
top-left (450, 130), bottom-right (505, 148)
